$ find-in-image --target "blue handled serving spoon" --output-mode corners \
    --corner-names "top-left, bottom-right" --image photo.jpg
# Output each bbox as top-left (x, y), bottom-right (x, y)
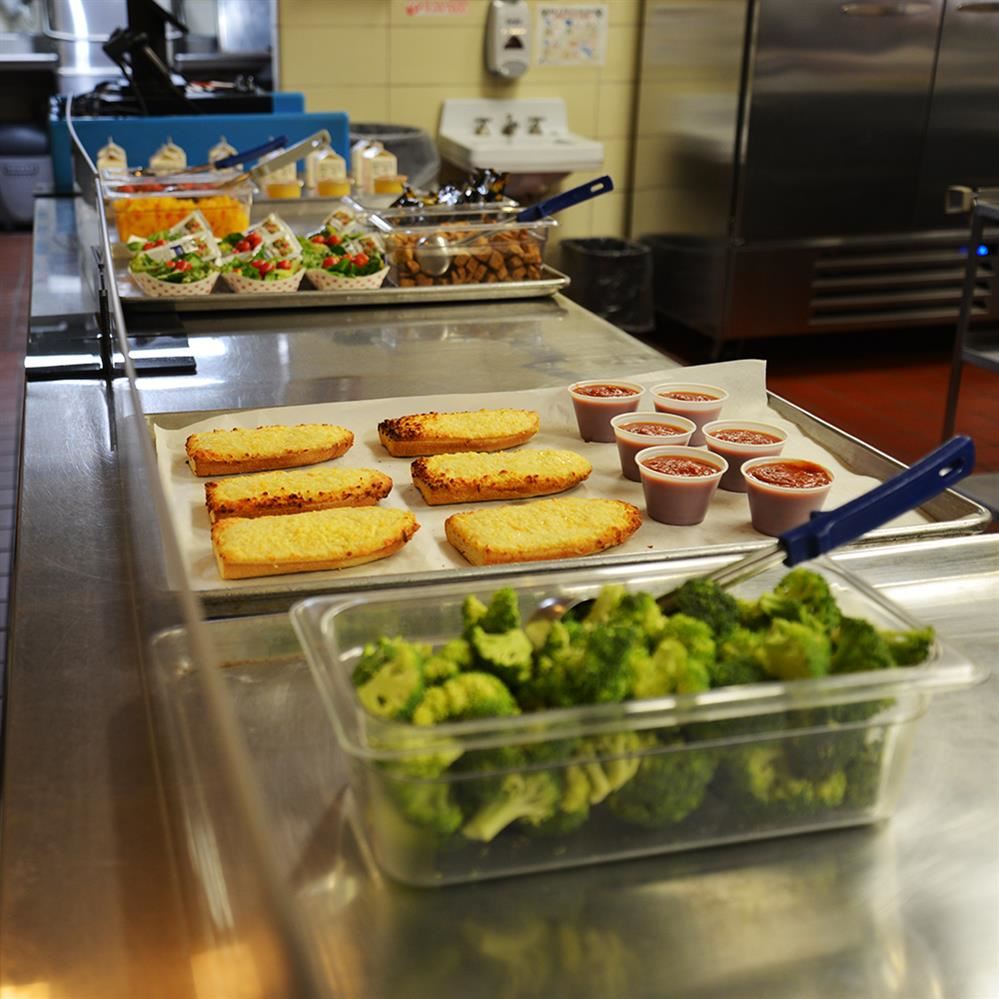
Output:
top-left (534, 435), bottom-right (976, 623)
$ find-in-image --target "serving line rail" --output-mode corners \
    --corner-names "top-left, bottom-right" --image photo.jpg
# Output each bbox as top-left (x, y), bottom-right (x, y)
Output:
top-left (0, 194), bottom-right (996, 998)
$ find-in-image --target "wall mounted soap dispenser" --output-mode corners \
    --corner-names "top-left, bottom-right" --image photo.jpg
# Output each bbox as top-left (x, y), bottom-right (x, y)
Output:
top-left (486, 0), bottom-right (531, 79)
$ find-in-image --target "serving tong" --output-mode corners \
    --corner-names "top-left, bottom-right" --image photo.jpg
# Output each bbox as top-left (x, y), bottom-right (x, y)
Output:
top-left (532, 435), bottom-right (976, 624)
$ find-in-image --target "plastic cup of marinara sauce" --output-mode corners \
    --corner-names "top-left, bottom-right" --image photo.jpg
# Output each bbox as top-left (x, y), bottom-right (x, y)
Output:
top-left (568, 379), bottom-right (644, 443)
top-left (702, 420), bottom-right (788, 492)
top-left (650, 383), bottom-right (728, 446)
top-left (742, 456), bottom-right (834, 536)
top-left (636, 445), bottom-right (728, 525)
top-left (611, 412), bottom-right (696, 481)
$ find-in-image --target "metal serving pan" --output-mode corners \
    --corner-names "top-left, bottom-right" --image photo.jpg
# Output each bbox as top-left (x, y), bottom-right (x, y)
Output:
top-left (145, 391), bottom-right (990, 617)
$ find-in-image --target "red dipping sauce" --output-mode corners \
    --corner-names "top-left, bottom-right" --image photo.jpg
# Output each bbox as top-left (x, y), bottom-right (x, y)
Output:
top-left (642, 455), bottom-right (719, 477)
top-left (712, 428), bottom-right (783, 446)
top-left (574, 384), bottom-right (641, 398)
top-left (748, 460), bottom-right (832, 489)
top-left (660, 390), bottom-right (718, 402)
top-left (620, 421), bottom-right (687, 436)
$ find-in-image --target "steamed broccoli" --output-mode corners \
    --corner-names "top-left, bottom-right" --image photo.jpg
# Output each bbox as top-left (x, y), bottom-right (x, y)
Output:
top-left (723, 743), bottom-right (847, 817)
top-left (469, 625), bottom-right (534, 688)
top-left (461, 769), bottom-right (562, 842)
top-left (830, 617), bottom-right (894, 673)
top-left (660, 614), bottom-right (716, 674)
top-left (475, 587), bottom-right (523, 634)
top-left (756, 617), bottom-right (831, 681)
top-left (588, 586), bottom-right (668, 643)
top-left (354, 641), bottom-right (427, 721)
top-left (411, 672), bottom-right (519, 726)
top-left (881, 625), bottom-right (935, 666)
top-left (710, 627), bottom-right (769, 687)
top-left (529, 765), bottom-right (591, 836)
top-left (784, 714), bottom-right (870, 781)
top-left (423, 637), bottom-right (473, 685)
top-left (632, 636), bottom-right (710, 699)
top-left (606, 736), bottom-right (717, 827)
top-left (661, 578), bottom-right (740, 638)
top-left (352, 635), bottom-right (430, 687)
top-left (462, 594), bottom-right (489, 633)
top-left (765, 568), bottom-right (842, 632)
top-left (842, 739), bottom-right (886, 809)
top-left (383, 749), bottom-right (465, 837)
top-left (566, 732), bottom-right (648, 804)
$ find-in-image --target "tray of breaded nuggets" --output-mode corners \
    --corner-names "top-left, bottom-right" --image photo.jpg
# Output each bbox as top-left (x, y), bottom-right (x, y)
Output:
top-left (148, 360), bottom-right (976, 607)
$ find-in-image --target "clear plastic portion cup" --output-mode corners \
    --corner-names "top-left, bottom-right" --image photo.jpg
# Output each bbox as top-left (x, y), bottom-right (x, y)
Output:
top-left (568, 379), bottom-right (644, 443)
top-left (636, 445), bottom-right (728, 525)
top-left (611, 412), bottom-right (696, 481)
top-left (650, 383), bottom-right (728, 446)
top-left (702, 420), bottom-right (788, 492)
top-left (742, 455), bottom-right (834, 536)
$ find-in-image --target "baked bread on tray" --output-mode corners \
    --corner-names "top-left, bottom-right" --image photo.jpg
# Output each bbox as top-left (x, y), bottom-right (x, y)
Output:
top-left (186, 424), bottom-right (354, 476)
top-left (411, 448), bottom-right (591, 505)
top-left (211, 506), bottom-right (419, 579)
top-left (444, 497), bottom-right (642, 566)
top-left (378, 409), bottom-right (540, 457)
top-left (205, 467), bottom-right (393, 521)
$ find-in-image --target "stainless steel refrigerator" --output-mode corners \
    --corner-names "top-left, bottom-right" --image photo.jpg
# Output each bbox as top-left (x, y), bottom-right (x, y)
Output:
top-left (631, 0), bottom-right (999, 349)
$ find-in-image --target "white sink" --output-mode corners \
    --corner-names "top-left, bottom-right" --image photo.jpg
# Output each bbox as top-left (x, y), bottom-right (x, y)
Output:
top-left (438, 98), bottom-right (604, 174)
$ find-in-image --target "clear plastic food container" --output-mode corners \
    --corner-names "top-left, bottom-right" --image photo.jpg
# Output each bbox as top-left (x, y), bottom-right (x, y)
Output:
top-left (291, 559), bottom-right (984, 887)
top-left (371, 207), bottom-right (555, 287)
top-left (104, 175), bottom-right (254, 241)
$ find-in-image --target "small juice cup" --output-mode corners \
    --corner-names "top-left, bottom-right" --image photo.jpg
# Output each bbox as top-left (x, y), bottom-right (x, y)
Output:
top-left (568, 379), bottom-right (644, 443)
top-left (636, 445), bottom-right (727, 525)
top-left (703, 420), bottom-right (788, 492)
top-left (742, 456), bottom-right (834, 536)
top-left (650, 383), bottom-right (728, 446)
top-left (611, 412), bottom-right (696, 481)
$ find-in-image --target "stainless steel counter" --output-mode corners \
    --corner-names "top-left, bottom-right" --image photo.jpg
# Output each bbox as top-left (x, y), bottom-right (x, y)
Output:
top-left (1, 198), bottom-right (996, 998)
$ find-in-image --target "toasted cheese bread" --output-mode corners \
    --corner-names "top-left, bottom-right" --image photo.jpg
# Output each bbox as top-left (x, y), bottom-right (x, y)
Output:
top-left (211, 506), bottom-right (419, 580)
top-left (411, 448), bottom-right (591, 506)
top-left (205, 467), bottom-right (393, 522)
top-left (378, 408), bottom-right (539, 457)
top-left (186, 423), bottom-right (354, 477)
top-left (444, 497), bottom-right (641, 566)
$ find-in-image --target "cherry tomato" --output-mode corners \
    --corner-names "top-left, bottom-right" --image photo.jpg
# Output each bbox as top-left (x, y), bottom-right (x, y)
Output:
top-left (175, 259), bottom-right (192, 272)
top-left (322, 255), bottom-right (337, 268)
top-left (251, 258), bottom-right (266, 269)
top-left (165, 260), bottom-right (177, 269)
top-left (326, 234), bottom-right (341, 246)
top-left (259, 261), bottom-right (276, 275)
top-left (351, 252), bottom-right (370, 268)
top-left (248, 232), bottom-right (263, 248)
top-left (236, 239), bottom-right (251, 252)
top-left (142, 241), bottom-right (156, 250)
top-left (310, 235), bottom-right (326, 244)
top-left (276, 259), bottom-right (292, 270)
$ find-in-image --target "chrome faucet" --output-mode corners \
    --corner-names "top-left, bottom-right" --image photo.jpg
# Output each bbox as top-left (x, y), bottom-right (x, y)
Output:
top-left (501, 114), bottom-right (518, 137)
top-left (474, 117), bottom-right (491, 136)
top-left (528, 116), bottom-right (544, 135)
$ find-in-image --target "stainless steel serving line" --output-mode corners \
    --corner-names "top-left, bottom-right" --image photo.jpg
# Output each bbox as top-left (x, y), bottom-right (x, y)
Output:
top-left (1, 196), bottom-right (997, 998)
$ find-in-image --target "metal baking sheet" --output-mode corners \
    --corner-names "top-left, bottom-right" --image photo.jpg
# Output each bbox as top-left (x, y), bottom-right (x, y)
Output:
top-left (116, 264), bottom-right (570, 313)
top-left (145, 379), bottom-right (990, 617)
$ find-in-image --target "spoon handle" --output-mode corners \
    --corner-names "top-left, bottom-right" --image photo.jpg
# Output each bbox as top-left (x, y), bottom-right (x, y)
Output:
top-left (779, 435), bottom-right (975, 565)
top-left (516, 175), bottom-right (614, 221)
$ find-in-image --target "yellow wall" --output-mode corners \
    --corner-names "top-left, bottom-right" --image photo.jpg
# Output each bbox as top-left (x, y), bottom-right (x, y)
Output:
top-left (277, 0), bottom-right (643, 245)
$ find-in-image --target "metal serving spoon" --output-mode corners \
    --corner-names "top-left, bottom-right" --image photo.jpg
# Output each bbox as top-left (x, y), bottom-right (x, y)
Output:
top-left (415, 175), bottom-right (614, 277)
top-left (531, 435), bottom-right (976, 625)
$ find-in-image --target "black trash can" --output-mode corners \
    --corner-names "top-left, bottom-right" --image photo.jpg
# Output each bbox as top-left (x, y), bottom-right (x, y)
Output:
top-left (559, 237), bottom-right (655, 334)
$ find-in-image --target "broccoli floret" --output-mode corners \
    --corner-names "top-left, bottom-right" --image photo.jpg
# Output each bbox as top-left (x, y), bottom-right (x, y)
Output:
top-left (830, 616), bottom-right (895, 673)
top-left (462, 594), bottom-right (489, 633)
top-left (469, 625), bottom-right (534, 688)
top-left (355, 641), bottom-right (426, 721)
top-left (587, 587), bottom-right (668, 644)
top-left (880, 625), bottom-right (934, 666)
top-left (585, 583), bottom-right (627, 623)
top-left (423, 637), bottom-right (473, 685)
top-left (710, 627), bottom-right (769, 687)
top-left (480, 587), bottom-right (523, 634)
top-left (724, 744), bottom-right (847, 817)
top-left (461, 770), bottom-right (562, 842)
top-left (756, 617), bottom-right (831, 681)
top-left (566, 732), bottom-right (648, 804)
top-left (524, 617), bottom-right (553, 651)
top-left (411, 672), bottom-right (519, 726)
top-left (379, 742), bottom-right (465, 837)
top-left (765, 568), bottom-right (842, 632)
top-left (660, 614), bottom-right (716, 674)
top-left (736, 596), bottom-right (771, 631)
top-left (784, 714), bottom-right (870, 780)
top-left (632, 637), bottom-right (710, 699)
top-left (528, 766), bottom-right (592, 836)
top-left (661, 578), bottom-right (740, 638)
top-left (607, 737), bottom-right (717, 827)
top-left (842, 739), bottom-right (885, 809)
top-left (351, 636), bottom-right (430, 687)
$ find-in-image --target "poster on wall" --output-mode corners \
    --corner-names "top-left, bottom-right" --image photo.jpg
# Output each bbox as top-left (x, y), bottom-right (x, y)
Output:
top-left (537, 4), bottom-right (609, 66)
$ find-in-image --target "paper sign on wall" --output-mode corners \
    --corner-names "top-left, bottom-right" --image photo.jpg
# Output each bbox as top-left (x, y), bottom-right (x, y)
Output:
top-left (405, 0), bottom-right (470, 15)
top-left (537, 4), bottom-right (608, 66)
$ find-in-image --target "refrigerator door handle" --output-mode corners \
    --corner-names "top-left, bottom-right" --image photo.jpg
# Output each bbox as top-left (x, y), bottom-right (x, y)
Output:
top-left (955, 1), bottom-right (999, 10)
top-left (840, 1), bottom-right (932, 13)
